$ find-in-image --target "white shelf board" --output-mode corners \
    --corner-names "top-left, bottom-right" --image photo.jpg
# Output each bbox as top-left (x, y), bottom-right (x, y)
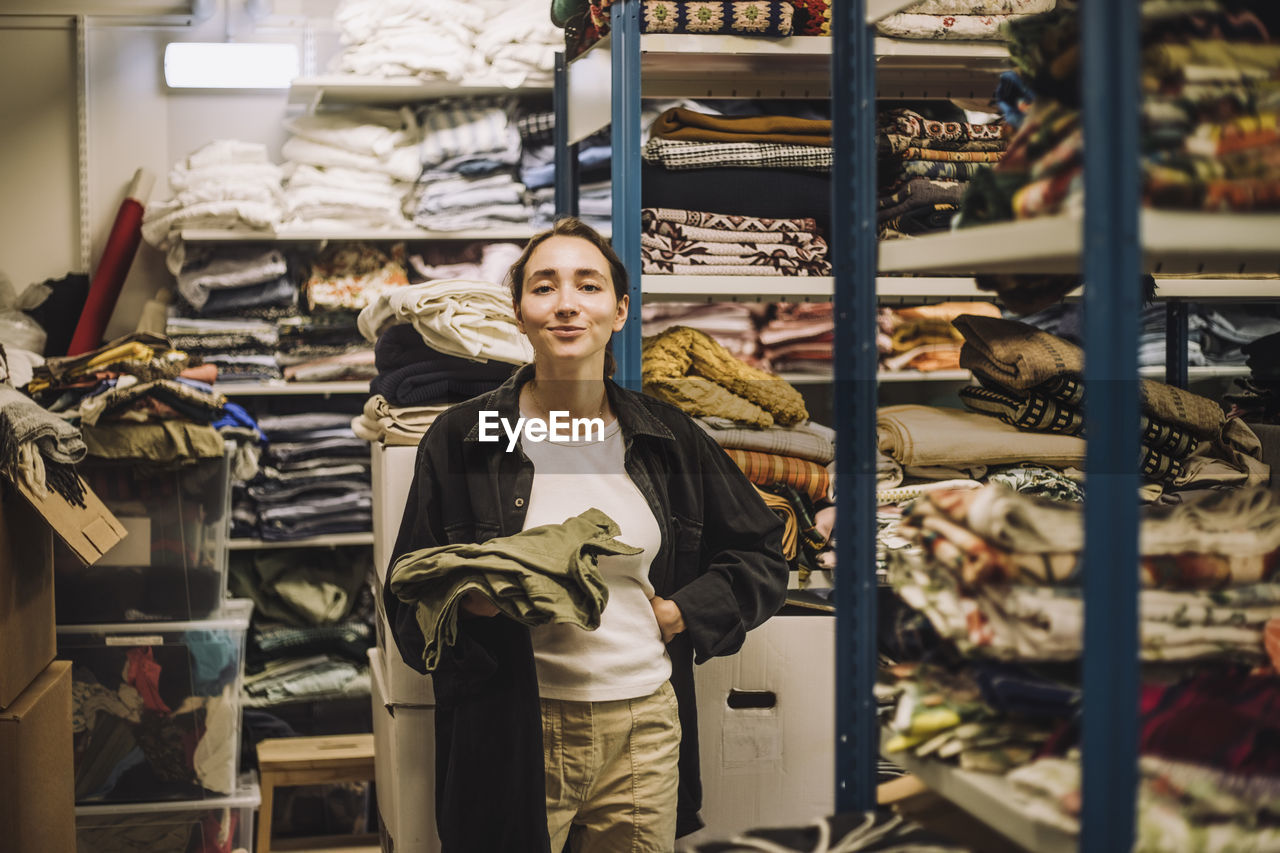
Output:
top-left (642, 274), bottom-right (834, 301)
top-left (181, 227), bottom-right (536, 243)
top-left (878, 211), bottom-right (1280, 276)
top-left (288, 75), bottom-right (550, 105)
top-left (216, 381), bottom-right (369, 397)
top-left (228, 532), bottom-right (374, 550)
top-left (868, 0), bottom-right (917, 22)
top-left (875, 38), bottom-right (1010, 99)
top-left (888, 748), bottom-right (1078, 853)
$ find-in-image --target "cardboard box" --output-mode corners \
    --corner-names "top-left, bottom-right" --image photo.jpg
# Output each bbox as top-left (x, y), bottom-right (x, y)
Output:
top-left (0, 660), bottom-right (76, 853)
top-left (683, 613), bottom-right (836, 844)
top-left (0, 478), bottom-right (125, 709)
top-left (369, 648), bottom-right (440, 853)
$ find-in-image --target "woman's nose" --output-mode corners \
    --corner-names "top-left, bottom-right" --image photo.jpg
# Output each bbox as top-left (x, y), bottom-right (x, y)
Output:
top-left (555, 291), bottom-right (578, 314)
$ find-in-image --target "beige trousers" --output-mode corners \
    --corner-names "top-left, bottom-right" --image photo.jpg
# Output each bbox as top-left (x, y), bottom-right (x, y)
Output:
top-left (541, 680), bottom-right (682, 852)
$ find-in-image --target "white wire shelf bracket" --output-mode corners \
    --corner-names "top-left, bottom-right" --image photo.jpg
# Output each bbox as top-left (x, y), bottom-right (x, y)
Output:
top-left (228, 532), bottom-right (375, 550)
top-left (215, 381), bottom-right (370, 396)
top-left (288, 75), bottom-right (551, 106)
top-left (887, 747), bottom-right (1078, 853)
top-left (180, 227), bottom-right (537, 244)
top-left (878, 211), bottom-right (1280, 276)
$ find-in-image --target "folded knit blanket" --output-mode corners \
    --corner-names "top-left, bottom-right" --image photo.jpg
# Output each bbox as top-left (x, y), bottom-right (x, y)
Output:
top-left (641, 0), bottom-right (795, 37)
top-left (643, 326), bottom-right (809, 428)
top-left (723, 447), bottom-right (830, 504)
top-left (389, 508), bottom-right (640, 672)
top-left (954, 314), bottom-right (1227, 439)
top-left (643, 138), bottom-right (833, 172)
top-left (0, 385), bottom-right (86, 505)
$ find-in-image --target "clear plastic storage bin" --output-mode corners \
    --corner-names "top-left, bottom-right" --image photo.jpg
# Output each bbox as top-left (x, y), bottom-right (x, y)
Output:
top-left (74, 776), bottom-right (259, 853)
top-left (59, 600), bottom-right (251, 803)
top-left (54, 450), bottom-right (231, 623)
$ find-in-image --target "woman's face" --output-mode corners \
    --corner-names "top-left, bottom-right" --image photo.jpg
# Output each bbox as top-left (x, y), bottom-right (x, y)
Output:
top-left (515, 235), bottom-right (628, 368)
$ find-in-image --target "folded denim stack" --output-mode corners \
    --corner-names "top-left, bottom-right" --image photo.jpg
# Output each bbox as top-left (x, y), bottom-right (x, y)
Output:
top-left (236, 413), bottom-right (372, 542)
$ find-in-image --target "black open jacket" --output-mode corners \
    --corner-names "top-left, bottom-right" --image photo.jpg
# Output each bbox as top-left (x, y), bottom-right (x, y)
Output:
top-left (385, 363), bottom-right (789, 851)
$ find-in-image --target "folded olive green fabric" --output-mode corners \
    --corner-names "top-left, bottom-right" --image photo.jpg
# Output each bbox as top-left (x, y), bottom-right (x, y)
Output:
top-left (388, 508), bottom-right (641, 672)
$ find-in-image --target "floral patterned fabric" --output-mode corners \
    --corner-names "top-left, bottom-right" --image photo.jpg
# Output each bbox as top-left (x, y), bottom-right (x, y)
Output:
top-left (876, 12), bottom-right (1024, 41)
top-left (899, 0), bottom-right (1055, 12)
top-left (642, 0), bottom-right (795, 36)
top-left (304, 242), bottom-right (409, 312)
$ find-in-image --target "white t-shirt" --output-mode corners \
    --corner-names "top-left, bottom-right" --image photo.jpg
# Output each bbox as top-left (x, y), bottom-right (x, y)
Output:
top-left (519, 412), bottom-right (671, 702)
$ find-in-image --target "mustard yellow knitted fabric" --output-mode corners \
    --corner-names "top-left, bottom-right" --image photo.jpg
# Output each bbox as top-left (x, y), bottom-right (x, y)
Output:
top-left (642, 326), bottom-right (809, 428)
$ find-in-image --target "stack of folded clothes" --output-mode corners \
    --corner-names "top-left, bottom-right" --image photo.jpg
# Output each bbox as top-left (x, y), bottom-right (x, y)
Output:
top-left (172, 245), bottom-right (296, 318)
top-left (952, 314), bottom-right (1270, 495)
top-left (877, 301), bottom-right (1002, 373)
top-left (641, 207), bottom-right (830, 276)
top-left (875, 0), bottom-right (1057, 42)
top-left (957, 1), bottom-right (1280, 226)
top-left (330, 0), bottom-right (558, 88)
top-left (641, 302), bottom-right (763, 364)
top-left (352, 324), bottom-right (513, 445)
top-left (759, 302), bottom-right (833, 374)
top-left (279, 107), bottom-right (421, 231)
top-left (877, 107), bottom-right (1009, 239)
top-left (882, 482), bottom-right (1280, 846)
top-left (164, 316), bottom-right (283, 383)
top-left (141, 140), bottom-right (285, 272)
top-left (237, 413), bottom-right (372, 542)
top-left (520, 109), bottom-right (613, 232)
top-left (231, 547), bottom-right (375, 708)
top-left (1227, 329), bottom-right (1280, 423)
top-left (641, 105), bottom-right (834, 239)
top-left (405, 98), bottom-right (534, 232)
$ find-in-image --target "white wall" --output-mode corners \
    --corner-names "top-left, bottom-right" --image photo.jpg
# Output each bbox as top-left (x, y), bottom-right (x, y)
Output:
top-left (0, 0), bottom-right (339, 341)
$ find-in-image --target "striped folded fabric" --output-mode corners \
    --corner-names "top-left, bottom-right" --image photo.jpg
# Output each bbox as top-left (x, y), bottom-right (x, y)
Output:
top-left (643, 138), bottom-right (833, 172)
top-left (723, 447), bottom-right (831, 503)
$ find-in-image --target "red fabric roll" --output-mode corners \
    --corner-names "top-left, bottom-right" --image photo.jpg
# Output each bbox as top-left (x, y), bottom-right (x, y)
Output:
top-left (67, 196), bottom-right (145, 357)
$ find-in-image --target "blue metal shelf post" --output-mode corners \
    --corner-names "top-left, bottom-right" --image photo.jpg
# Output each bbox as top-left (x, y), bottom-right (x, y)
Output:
top-left (1081, 0), bottom-right (1142, 846)
top-left (611, 0), bottom-right (643, 390)
top-left (832, 0), bottom-right (880, 814)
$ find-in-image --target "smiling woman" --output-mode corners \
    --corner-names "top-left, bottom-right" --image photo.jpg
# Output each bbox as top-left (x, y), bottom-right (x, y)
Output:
top-left (383, 216), bottom-right (789, 852)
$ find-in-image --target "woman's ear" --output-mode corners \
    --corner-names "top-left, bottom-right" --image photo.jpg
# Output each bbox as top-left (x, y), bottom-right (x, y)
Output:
top-left (513, 299), bottom-right (524, 333)
top-left (612, 293), bottom-right (629, 333)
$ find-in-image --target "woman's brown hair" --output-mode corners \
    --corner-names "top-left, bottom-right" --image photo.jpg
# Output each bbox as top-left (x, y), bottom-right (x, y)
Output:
top-left (505, 216), bottom-right (629, 377)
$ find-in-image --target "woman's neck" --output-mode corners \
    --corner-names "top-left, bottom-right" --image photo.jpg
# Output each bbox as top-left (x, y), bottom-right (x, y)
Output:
top-left (527, 365), bottom-right (610, 421)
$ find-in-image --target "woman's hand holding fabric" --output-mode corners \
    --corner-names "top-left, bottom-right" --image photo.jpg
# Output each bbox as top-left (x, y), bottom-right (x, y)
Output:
top-left (460, 589), bottom-right (500, 617)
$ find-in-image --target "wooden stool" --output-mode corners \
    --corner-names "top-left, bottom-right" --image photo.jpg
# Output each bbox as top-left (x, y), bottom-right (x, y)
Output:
top-left (256, 733), bottom-right (377, 853)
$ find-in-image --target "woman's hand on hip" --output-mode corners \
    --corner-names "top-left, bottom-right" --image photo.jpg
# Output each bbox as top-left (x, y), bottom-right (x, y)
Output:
top-left (649, 595), bottom-right (685, 643)
top-left (460, 589), bottom-right (500, 617)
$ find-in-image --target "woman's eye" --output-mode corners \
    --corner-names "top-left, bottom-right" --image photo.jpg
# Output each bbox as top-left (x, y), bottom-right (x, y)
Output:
top-left (581, 282), bottom-right (601, 291)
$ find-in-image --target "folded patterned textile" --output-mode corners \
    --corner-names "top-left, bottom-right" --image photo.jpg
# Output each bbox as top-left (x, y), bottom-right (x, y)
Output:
top-left (723, 447), bottom-right (830, 504)
top-left (642, 138), bottom-right (833, 172)
top-left (888, 147), bottom-right (1006, 163)
top-left (417, 97), bottom-right (520, 172)
top-left (649, 107), bottom-right (831, 146)
top-left (885, 159), bottom-right (993, 183)
top-left (352, 396), bottom-right (450, 445)
top-left (643, 326), bottom-right (809, 428)
top-left (357, 278), bottom-right (532, 365)
top-left (304, 241), bottom-right (410, 312)
top-left (202, 354), bottom-right (281, 382)
top-left (879, 203), bottom-right (959, 235)
top-left (390, 507), bottom-right (640, 671)
top-left (880, 108), bottom-right (1008, 144)
top-left (880, 135), bottom-right (1008, 156)
top-left (877, 12), bottom-right (1025, 40)
top-left (903, 482), bottom-right (1280, 589)
top-left (878, 404), bottom-right (1087, 470)
top-left (888, 547), bottom-right (1280, 663)
top-left (641, 233), bottom-right (831, 275)
top-left (954, 315), bottom-right (1227, 439)
top-left (642, 207), bottom-right (820, 237)
top-left (697, 416), bottom-right (835, 465)
top-left (641, 302), bottom-right (761, 361)
top-left (640, 0), bottom-right (795, 37)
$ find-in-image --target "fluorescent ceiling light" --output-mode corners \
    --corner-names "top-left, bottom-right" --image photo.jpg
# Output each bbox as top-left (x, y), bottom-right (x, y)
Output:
top-left (164, 42), bottom-right (299, 89)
